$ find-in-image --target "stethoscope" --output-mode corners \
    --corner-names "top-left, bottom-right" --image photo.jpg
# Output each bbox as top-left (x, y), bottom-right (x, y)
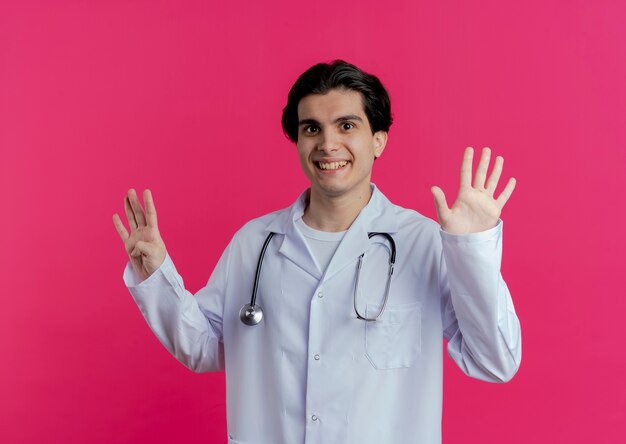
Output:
top-left (239, 232), bottom-right (396, 326)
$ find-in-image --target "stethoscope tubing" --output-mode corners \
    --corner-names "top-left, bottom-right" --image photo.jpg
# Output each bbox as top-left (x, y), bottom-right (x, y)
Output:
top-left (241, 231), bottom-right (396, 326)
top-left (353, 232), bottom-right (396, 322)
top-left (250, 232), bottom-right (275, 308)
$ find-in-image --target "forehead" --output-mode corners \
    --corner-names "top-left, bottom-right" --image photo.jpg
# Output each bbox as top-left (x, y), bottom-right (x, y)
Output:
top-left (297, 89), bottom-right (366, 120)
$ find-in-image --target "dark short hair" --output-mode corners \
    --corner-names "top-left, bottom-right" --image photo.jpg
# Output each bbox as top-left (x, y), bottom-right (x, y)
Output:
top-left (281, 60), bottom-right (393, 142)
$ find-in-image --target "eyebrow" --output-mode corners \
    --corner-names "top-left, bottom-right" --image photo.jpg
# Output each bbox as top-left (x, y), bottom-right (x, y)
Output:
top-left (298, 115), bottom-right (364, 126)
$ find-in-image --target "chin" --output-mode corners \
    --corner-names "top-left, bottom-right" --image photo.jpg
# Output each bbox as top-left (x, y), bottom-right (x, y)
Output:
top-left (310, 182), bottom-right (345, 196)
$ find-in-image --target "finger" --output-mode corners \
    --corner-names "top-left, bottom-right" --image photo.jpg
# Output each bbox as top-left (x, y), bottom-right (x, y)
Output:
top-left (112, 213), bottom-right (129, 241)
top-left (143, 189), bottom-right (158, 228)
top-left (485, 155), bottom-right (503, 195)
top-left (495, 177), bottom-right (517, 208)
top-left (124, 195), bottom-right (138, 230)
top-left (460, 147), bottom-right (474, 188)
top-left (128, 189), bottom-right (147, 227)
top-left (473, 147), bottom-right (491, 189)
top-left (431, 186), bottom-right (451, 223)
top-left (131, 241), bottom-right (160, 263)
top-left (130, 240), bottom-right (152, 258)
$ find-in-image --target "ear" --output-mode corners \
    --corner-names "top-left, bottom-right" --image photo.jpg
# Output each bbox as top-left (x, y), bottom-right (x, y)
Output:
top-left (373, 131), bottom-right (388, 158)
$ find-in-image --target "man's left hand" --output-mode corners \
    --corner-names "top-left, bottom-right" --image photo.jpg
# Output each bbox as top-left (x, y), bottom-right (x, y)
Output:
top-left (431, 147), bottom-right (516, 235)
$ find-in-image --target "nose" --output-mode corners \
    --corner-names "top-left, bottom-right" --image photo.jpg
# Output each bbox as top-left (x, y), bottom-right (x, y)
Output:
top-left (317, 129), bottom-right (340, 153)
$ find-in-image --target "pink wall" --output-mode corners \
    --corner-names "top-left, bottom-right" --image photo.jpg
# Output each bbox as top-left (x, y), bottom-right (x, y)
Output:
top-left (2, 1), bottom-right (625, 442)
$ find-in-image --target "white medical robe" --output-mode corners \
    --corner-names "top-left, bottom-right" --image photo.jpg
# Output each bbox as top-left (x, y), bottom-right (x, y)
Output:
top-left (124, 185), bottom-right (521, 444)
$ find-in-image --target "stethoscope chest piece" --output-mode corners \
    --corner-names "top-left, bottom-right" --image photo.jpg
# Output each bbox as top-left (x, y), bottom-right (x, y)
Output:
top-left (240, 303), bottom-right (263, 326)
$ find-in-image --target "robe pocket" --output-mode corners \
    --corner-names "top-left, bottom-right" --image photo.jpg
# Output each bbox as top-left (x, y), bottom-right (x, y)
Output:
top-left (364, 302), bottom-right (421, 370)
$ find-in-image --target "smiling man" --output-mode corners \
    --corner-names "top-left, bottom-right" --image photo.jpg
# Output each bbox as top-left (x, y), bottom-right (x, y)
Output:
top-left (114, 60), bottom-right (521, 444)
top-left (295, 89), bottom-right (387, 231)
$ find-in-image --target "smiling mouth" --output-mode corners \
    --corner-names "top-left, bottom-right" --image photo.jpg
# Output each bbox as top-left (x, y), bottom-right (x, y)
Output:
top-left (317, 161), bottom-right (349, 170)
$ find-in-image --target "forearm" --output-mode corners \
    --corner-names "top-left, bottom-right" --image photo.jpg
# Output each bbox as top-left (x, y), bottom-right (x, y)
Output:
top-left (441, 221), bottom-right (521, 382)
top-left (124, 254), bottom-right (224, 372)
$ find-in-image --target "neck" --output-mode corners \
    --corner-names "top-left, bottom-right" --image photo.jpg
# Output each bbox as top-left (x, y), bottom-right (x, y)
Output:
top-left (302, 186), bottom-right (373, 232)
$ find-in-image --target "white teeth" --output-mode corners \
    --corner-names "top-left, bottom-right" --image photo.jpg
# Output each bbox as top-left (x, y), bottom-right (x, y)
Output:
top-left (319, 161), bottom-right (348, 170)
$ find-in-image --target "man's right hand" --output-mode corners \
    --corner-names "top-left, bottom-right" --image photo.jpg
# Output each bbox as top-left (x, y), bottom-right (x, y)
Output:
top-left (113, 189), bottom-right (167, 281)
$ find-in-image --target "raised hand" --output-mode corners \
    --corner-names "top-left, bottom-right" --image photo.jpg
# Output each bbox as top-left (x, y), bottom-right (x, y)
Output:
top-left (112, 189), bottom-right (167, 281)
top-left (431, 147), bottom-right (516, 235)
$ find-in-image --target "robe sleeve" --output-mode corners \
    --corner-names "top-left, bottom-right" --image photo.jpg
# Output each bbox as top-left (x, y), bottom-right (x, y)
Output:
top-left (123, 238), bottom-right (236, 373)
top-left (439, 220), bottom-right (522, 382)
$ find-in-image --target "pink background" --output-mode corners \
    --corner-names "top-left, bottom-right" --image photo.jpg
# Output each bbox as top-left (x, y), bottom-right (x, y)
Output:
top-left (1, 1), bottom-right (625, 443)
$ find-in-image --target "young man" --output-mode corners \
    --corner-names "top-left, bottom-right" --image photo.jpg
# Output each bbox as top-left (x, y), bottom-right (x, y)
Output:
top-left (113, 60), bottom-right (521, 444)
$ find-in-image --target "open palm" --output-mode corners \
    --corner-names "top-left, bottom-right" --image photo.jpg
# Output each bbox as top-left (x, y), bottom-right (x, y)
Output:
top-left (431, 147), bottom-right (516, 234)
top-left (112, 189), bottom-right (167, 281)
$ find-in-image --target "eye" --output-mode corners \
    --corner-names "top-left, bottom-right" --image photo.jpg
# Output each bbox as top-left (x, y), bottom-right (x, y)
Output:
top-left (303, 125), bottom-right (320, 135)
top-left (341, 122), bottom-right (354, 131)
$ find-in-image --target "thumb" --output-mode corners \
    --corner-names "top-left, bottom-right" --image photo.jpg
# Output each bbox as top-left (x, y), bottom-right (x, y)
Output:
top-left (430, 186), bottom-right (450, 223)
top-left (130, 241), bottom-right (166, 275)
top-left (130, 240), bottom-right (155, 258)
